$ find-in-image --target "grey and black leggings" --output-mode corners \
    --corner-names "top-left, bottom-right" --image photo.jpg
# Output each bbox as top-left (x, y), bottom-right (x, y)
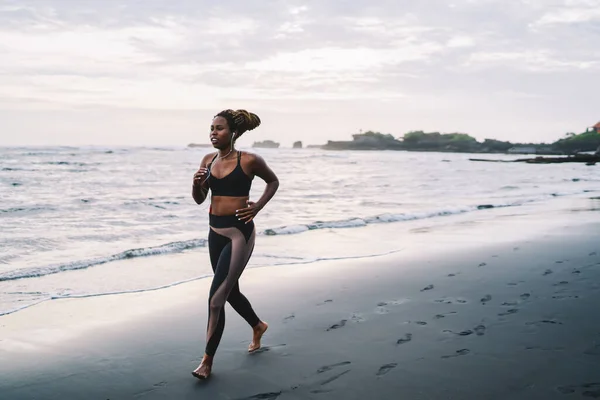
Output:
top-left (205, 214), bottom-right (260, 357)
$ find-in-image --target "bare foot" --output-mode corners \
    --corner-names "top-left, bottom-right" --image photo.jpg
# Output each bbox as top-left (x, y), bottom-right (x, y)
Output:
top-left (192, 355), bottom-right (213, 380)
top-left (248, 321), bottom-right (268, 353)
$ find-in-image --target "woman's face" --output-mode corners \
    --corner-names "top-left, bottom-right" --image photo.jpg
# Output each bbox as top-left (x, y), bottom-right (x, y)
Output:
top-left (210, 116), bottom-right (233, 149)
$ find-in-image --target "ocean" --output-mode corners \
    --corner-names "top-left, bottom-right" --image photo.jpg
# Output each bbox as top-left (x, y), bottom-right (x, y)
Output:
top-left (1, 146), bottom-right (598, 316)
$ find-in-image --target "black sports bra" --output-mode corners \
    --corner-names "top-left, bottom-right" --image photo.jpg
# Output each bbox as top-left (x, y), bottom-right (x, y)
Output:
top-left (207, 151), bottom-right (252, 197)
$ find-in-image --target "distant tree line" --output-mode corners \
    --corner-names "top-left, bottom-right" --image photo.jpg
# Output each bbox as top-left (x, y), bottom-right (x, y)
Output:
top-left (323, 128), bottom-right (600, 153)
top-left (552, 130), bottom-right (600, 153)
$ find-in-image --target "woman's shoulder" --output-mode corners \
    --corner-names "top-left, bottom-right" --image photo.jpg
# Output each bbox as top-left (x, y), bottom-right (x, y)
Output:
top-left (200, 152), bottom-right (218, 166)
top-left (238, 150), bottom-right (265, 164)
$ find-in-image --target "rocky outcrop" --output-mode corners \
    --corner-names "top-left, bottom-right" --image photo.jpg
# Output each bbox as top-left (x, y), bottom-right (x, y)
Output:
top-left (252, 140), bottom-right (280, 149)
top-left (470, 154), bottom-right (599, 165)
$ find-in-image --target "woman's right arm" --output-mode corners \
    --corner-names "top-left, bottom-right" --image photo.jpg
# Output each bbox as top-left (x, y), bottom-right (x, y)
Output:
top-left (192, 154), bottom-right (213, 205)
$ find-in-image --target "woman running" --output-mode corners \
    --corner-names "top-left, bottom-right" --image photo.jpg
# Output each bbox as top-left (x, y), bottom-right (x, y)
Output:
top-left (191, 109), bottom-right (279, 380)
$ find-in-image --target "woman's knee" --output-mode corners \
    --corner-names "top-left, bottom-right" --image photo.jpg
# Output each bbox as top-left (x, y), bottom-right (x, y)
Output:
top-left (209, 297), bottom-right (225, 312)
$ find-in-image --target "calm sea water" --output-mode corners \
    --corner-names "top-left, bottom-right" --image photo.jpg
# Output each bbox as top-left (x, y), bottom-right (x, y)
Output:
top-left (1, 146), bottom-right (598, 315)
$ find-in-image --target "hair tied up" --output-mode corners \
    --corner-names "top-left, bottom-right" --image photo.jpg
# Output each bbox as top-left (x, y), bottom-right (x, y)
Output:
top-left (233, 109), bottom-right (261, 135)
top-left (215, 109), bottom-right (261, 139)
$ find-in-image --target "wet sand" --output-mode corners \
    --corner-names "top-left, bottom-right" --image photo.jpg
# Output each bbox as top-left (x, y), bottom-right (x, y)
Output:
top-left (1, 213), bottom-right (600, 399)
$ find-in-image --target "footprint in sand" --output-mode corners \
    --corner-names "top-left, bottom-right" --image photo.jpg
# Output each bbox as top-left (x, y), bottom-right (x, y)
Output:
top-left (498, 308), bottom-right (519, 316)
top-left (501, 294), bottom-right (529, 306)
top-left (552, 294), bottom-right (580, 300)
top-left (590, 252), bottom-right (597, 256)
top-left (543, 269), bottom-right (554, 276)
top-left (540, 319), bottom-right (562, 325)
top-left (557, 382), bottom-right (600, 397)
top-left (478, 262), bottom-right (487, 267)
top-left (480, 294), bottom-right (492, 304)
top-left (316, 361), bottom-right (351, 374)
top-left (317, 369), bottom-right (351, 386)
top-left (441, 349), bottom-right (470, 359)
top-left (326, 314), bottom-right (364, 331)
top-left (525, 319), bottom-right (563, 326)
top-left (396, 333), bottom-right (413, 345)
top-left (388, 299), bottom-right (410, 306)
top-left (474, 325), bottom-right (486, 336)
top-left (554, 281), bottom-right (569, 286)
top-left (317, 299), bottom-right (333, 306)
top-left (443, 329), bottom-right (473, 336)
top-left (326, 319), bottom-right (347, 331)
top-left (434, 297), bottom-right (468, 305)
top-left (434, 311), bottom-right (457, 319)
top-left (376, 363), bottom-right (397, 377)
top-left (526, 346), bottom-right (564, 351)
top-left (283, 314), bottom-right (295, 322)
top-left (249, 344), bottom-right (287, 355)
top-left (447, 273), bottom-right (458, 277)
top-left (375, 302), bottom-right (390, 314)
top-left (350, 313), bottom-right (365, 323)
top-left (239, 392), bottom-right (283, 400)
top-left (375, 299), bottom-right (409, 314)
top-left (421, 284), bottom-right (435, 292)
top-left (309, 389), bottom-right (332, 394)
top-left (572, 269), bottom-right (581, 274)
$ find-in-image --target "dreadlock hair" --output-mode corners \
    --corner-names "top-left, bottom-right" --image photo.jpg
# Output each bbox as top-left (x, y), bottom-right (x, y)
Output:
top-left (215, 109), bottom-right (261, 141)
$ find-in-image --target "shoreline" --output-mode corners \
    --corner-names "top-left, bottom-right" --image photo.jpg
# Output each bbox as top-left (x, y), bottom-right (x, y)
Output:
top-left (3, 194), bottom-right (598, 319)
top-left (1, 202), bottom-right (600, 399)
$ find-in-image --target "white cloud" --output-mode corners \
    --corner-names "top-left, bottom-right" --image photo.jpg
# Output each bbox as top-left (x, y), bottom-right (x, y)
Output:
top-left (533, 7), bottom-right (600, 26)
top-left (345, 16), bottom-right (438, 38)
top-left (447, 35), bottom-right (475, 48)
top-left (465, 50), bottom-right (598, 72)
top-left (289, 5), bottom-right (309, 15)
top-left (245, 45), bottom-right (442, 73)
top-left (0, 0), bottom-right (599, 145)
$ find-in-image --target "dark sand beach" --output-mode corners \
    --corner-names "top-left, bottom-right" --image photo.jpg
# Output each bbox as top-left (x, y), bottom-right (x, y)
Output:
top-left (1, 205), bottom-right (600, 400)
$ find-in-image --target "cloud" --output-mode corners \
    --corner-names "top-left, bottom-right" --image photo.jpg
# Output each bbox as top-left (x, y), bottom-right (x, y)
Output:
top-left (0, 1), bottom-right (465, 107)
top-left (535, 8), bottom-right (600, 25)
top-left (447, 35), bottom-right (475, 48)
top-left (530, 0), bottom-right (600, 26)
top-left (465, 50), bottom-right (599, 72)
top-left (0, 0), bottom-right (599, 145)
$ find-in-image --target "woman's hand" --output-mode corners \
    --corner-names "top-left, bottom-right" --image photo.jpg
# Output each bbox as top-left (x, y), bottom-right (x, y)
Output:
top-left (193, 167), bottom-right (209, 188)
top-left (236, 200), bottom-right (262, 224)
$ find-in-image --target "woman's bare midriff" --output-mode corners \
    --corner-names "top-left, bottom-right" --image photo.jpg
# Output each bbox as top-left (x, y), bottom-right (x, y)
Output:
top-left (210, 196), bottom-right (249, 216)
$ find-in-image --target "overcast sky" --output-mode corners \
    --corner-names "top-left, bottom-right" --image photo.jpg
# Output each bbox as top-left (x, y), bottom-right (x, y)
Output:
top-left (1, 0), bottom-right (599, 147)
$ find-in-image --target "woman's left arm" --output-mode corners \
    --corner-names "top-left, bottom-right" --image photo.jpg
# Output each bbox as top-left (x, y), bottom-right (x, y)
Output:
top-left (236, 154), bottom-right (279, 223)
